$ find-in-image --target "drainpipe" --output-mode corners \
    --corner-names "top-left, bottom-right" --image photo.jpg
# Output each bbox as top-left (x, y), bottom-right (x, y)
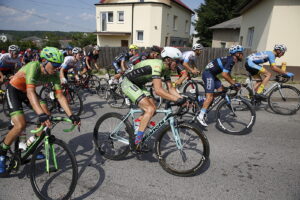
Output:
top-left (131, 3), bottom-right (134, 43)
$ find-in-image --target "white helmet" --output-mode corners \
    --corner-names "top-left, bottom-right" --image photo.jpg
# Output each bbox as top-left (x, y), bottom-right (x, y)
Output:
top-left (161, 47), bottom-right (182, 60)
top-left (274, 44), bottom-right (287, 52)
top-left (192, 43), bottom-right (203, 51)
top-left (72, 47), bottom-right (82, 54)
top-left (94, 45), bottom-right (100, 51)
top-left (8, 45), bottom-right (20, 52)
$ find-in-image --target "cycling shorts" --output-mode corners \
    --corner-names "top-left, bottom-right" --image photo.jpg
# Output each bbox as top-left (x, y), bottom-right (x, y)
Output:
top-left (202, 70), bottom-right (222, 93)
top-left (6, 84), bottom-right (30, 117)
top-left (112, 62), bottom-right (122, 74)
top-left (245, 60), bottom-right (266, 76)
top-left (121, 77), bottom-right (151, 105)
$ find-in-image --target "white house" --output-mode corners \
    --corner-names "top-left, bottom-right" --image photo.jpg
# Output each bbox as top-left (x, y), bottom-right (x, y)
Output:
top-left (94, 0), bottom-right (194, 47)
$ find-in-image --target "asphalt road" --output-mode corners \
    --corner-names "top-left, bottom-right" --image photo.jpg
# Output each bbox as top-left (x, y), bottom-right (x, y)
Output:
top-left (0, 88), bottom-right (300, 200)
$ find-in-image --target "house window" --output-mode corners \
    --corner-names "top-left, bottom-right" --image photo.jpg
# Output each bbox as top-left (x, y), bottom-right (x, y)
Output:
top-left (220, 42), bottom-right (226, 48)
top-left (247, 27), bottom-right (254, 47)
top-left (118, 11), bottom-right (124, 22)
top-left (137, 31), bottom-right (144, 41)
top-left (185, 20), bottom-right (189, 33)
top-left (173, 15), bottom-right (178, 30)
top-left (107, 12), bottom-right (113, 23)
top-left (101, 12), bottom-right (107, 31)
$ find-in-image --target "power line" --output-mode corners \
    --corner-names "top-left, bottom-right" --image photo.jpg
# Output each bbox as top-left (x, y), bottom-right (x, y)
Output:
top-left (0, 4), bottom-right (94, 31)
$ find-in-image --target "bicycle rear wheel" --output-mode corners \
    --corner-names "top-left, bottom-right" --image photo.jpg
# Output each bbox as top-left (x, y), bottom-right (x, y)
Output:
top-left (268, 85), bottom-right (300, 115)
top-left (98, 78), bottom-right (109, 98)
top-left (30, 139), bottom-right (78, 200)
top-left (155, 123), bottom-right (210, 177)
top-left (106, 85), bottom-right (128, 109)
top-left (87, 75), bottom-right (101, 94)
top-left (64, 90), bottom-right (83, 116)
top-left (93, 112), bottom-right (134, 160)
top-left (216, 98), bottom-right (256, 134)
top-left (182, 80), bottom-right (205, 96)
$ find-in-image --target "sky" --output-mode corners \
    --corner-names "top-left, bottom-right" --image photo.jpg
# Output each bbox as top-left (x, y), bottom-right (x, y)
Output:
top-left (0, 0), bottom-right (204, 32)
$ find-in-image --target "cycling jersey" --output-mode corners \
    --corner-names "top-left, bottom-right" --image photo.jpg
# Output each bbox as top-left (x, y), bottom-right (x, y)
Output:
top-left (181, 51), bottom-right (196, 65)
top-left (0, 53), bottom-right (22, 71)
top-left (122, 59), bottom-right (171, 104)
top-left (23, 52), bottom-right (34, 64)
top-left (112, 52), bottom-right (134, 73)
top-left (245, 51), bottom-right (276, 75)
top-left (10, 61), bottom-right (61, 93)
top-left (86, 51), bottom-right (99, 62)
top-left (128, 52), bottom-right (150, 65)
top-left (61, 56), bottom-right (81, 72)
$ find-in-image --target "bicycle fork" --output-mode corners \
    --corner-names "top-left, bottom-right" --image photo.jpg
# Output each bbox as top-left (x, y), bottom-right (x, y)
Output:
top-left (44, 136), bottom-right (58, 173)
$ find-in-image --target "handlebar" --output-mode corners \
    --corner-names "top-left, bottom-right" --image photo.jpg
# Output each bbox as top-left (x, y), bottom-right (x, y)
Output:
top-left (30, 117), bottom-right (76, 134)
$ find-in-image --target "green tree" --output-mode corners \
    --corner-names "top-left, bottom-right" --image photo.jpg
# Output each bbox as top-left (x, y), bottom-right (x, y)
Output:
top-left (194, 0), bottom-right (246, 47)
top-left (69, 33), bottom-right (97, 47)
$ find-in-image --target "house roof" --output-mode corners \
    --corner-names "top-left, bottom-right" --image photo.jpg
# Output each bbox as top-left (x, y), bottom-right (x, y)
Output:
top-left (21, 36), bottom-right (43, 41)
top-left (237, 0), bottom-right (261, 14)
top-left (99, 0), bottom-right (194, 13)
top-left (209, 16), bottom-right (242, 29)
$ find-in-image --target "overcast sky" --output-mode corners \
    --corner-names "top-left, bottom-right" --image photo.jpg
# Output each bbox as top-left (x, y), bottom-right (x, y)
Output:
top-left (0, 0), bottom-right (203, 32)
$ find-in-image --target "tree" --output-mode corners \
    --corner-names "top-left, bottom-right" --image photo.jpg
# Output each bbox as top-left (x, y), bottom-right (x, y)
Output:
top-left (194, 0), bottom-right (247, 47)
top-left (69, 33), bottom-right (97, 47)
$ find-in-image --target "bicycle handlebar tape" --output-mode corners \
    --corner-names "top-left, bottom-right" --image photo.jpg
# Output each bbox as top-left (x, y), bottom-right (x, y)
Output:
top-left (175, 97), bottom-right (187, 106)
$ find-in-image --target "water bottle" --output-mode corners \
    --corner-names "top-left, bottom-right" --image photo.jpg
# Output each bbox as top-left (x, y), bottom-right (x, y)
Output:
top-left (198, 96), bottom-right (206, 106)
top-left (148, 121), bottom-right (156, 130)
top-left (134, 119), bottom-right (141, 134)
top-left (245, 78), bottom-right (250, 85)
top-left (26, 136), bottom-right (36, 147)
top-left (19, 131), bottom-right (27, 151)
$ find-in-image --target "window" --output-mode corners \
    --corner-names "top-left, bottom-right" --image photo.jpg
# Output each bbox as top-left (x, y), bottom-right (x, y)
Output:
top-left (173, 15), bottom-right (178, 30)
top-left (137, 31), bottom-right (144, 41)
top-left (101, 12), bottom-right (107, 31)
top-left (247, 27), bottom-right (254, 47)
top-left (107, 12), bottom-right (113, 23)
top-left (220, 42), bottom-right (226, 48)
top-left (118, 11), bottom-right (124, 22)
top-left (185, 20), bottom-right (189, 33)
top-left (240, 36), bottom-right (243, 45)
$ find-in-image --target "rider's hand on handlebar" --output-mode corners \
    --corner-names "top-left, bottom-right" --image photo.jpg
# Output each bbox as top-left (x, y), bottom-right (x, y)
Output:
top-left (69, 115), bottom-right (81, 126)
top-left (192, 69), bottom-right (200, 75)
top-left (285, 72), bottom-right (294, 78)
top-left (61, 77), bottom-right (68, 84)
top-left (232, 83), bottom-right (241, 90)
top-left (38, 113), bottom-right (52, 128)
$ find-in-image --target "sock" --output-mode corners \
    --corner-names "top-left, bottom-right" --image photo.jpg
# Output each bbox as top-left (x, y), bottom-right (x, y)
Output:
top-left (257, 84), bottom-right (265, 94)
top-left (198, 108), bottom-right (207, 119)
top-left (0, 143), bottom-right (9, 156)
top-left (135, 131), bottom-right (144, 145)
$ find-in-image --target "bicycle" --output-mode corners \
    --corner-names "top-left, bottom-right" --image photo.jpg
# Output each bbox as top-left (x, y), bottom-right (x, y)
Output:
top-left (1, 117), bottom-right (78, 200)
top-left (69, 72), bottom-right (102, 95)
top-left (175, 72), bottom-right (205, 95)
top-left (39, 83), bottom-right (83, 116)
top-left (93, 101), bottom-right (210, 177)
top-left (239, 74), bottom-right (300, 115)
top-left (185, 85), bottom-right (256, 134)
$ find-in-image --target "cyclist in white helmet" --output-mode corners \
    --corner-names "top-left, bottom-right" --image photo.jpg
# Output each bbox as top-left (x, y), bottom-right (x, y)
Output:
top-left (121, 47), bottom-right (186, 150)
top-left (245, 44), bottom-right (293, 99)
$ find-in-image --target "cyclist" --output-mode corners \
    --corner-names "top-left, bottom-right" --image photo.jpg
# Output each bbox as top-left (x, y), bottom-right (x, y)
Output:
top-left (245, 44), bottom-right (294, 99)
top-left (173, 43), bottom-right (204, 87)
top-left (197, 45), bottom-right (244, 127)
top-left (63, 46), bottom-right (73, 57)
top-left (121, 47), bottom-right (186, 148)
top-left (23, 48), bottom-right (34, 64)
top-left (110, 44), bottom-right (139, 84)
top-left (0, 47), bottom-right (81, 174)
top-left (60, 47), bottom-right (83, 84)
top-left (0, 45), bottom-right (22, 83)
top-left (128, 45), bottom-right (161, 66)
top-left (85, 45), bottom-right (101, 71)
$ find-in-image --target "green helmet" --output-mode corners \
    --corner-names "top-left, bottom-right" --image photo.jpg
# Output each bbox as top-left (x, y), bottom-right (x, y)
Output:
top-left (40, 47), bottom-right (64, 63)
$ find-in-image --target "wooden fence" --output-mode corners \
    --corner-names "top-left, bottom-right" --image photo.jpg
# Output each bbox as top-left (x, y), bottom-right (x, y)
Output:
top-left (92, 47), bottom-right (254, 75)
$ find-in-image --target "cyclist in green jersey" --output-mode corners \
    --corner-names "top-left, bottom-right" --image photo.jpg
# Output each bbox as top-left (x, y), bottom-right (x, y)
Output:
top-left (0, 47), bottom-right (81, 174)
top-left (121, 47), bottom-right (187, 148)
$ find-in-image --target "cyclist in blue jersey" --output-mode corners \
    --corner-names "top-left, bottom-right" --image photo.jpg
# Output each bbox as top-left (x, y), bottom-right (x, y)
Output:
top-left (197, 45), bottom-right (244, 127)
top-left (245, 44), bottom-right (294, 98)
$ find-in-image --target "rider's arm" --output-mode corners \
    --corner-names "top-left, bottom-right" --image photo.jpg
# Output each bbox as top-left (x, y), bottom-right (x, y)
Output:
top-left (221, 72), bottom-right (235, 85)
top-left (26, 87), bottom-right (45, 115)
top-left (56, 91), bottom-right (73, 117)
top-left (0, 71), bottom-right (4, 82)
top-left (85, 57), bottom-right (92, 70)
top-left (59, 67), bottom-right (65, 79)
top-left (270, 64), bottom-right (286, 74)
top-left (153, 79), bottom-right (180, 102)
top-left (166, 80), bottom-right (182, 99)
top-left (120, 59), bottom-right (127, 72)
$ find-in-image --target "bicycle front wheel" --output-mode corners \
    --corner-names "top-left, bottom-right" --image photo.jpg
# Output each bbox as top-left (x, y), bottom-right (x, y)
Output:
top-left (64, 90), bottom-right (83, 116)
top-left (216, 98), bottom-right (256, 134)
top-left (30, 139), bottom-right (78, 200)
top-left (97, 78), bottom-right (109, 98)
top-left (155, 123), bottom-right (210, 177)
top-left (93, 112), bottom-right (134, 160)
top-left (182, 80), bottom-right (205, 96)
top-left (268, 85), bottom-right (300, 115)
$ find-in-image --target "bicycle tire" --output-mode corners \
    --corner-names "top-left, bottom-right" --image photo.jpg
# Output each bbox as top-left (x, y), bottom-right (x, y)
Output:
top-left (97, 78), bottom-right (109, 98)
top-left (63, 89), bottom-right (83, 116)
top-left (87, 75), bottom-right (101, 94)
top-left (216, 98), bottom-right (256, 134)
top-left (182, 80), bottom-right (205, 96)
top-left (93, 112), bottom-right (134, 160)
top-left (106, 86), bottom-right (128, 109)
top-left (30, 139), bottom-right (78, 200)
top-left (39, 86), bottom-right (56, 112)
top-left (155, 123), bottom-right (210, 177)
top-left (268, 85), bottom-right (300, 115)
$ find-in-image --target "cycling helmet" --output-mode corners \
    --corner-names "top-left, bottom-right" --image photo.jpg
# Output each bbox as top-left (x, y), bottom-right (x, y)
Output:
top-left (72, 47), bottom-right (83, 54)
top-left (151, 45), bottom-right (162, 53)
top-left (229, 45), bottom-right (244, 55)
top-left (40, 47), bottom-right (64, 63)
top-left (161, 47), bottom-right (182, 60)
top-left (8, 45), bottom-right (20, 52)
top-left (274, 44), bottom-right (287, 52)
top-left (26, 48), bottom-right (32, 52)
top-left (192, 43), bottom-right (204, 51)
top-left (129, 44), bottom-right (139, 50)
top-left (94, 45), bottom-right (100, 51)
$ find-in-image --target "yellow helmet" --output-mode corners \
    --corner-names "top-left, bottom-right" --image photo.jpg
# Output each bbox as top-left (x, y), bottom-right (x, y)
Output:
top-left (129, 44), bottom-right (139, 50)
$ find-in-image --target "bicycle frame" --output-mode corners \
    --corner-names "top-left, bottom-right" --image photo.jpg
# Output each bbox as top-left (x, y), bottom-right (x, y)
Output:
top-left (247, 76), bottom-right (282, 97)
top-left (110, 108), bottom-right (183, 150)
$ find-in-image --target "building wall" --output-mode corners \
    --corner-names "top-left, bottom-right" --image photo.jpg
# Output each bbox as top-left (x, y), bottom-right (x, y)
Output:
top-left (97, 35), bottom-right (131, 47)
top-left (239, 0), bottom-right (275, 51)
top-left (211, 29), bottom-right (240, 48)
top-left (265, 0), bottom-right (300, 67)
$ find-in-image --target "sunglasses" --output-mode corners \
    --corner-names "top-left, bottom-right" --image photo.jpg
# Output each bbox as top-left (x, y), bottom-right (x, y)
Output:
top-left (51, 62), bottom-right (61, 68)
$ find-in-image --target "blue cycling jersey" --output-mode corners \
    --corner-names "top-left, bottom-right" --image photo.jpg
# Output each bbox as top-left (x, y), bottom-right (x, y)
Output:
top-left (247, 51), bottom-right (276, 65)
top-left (205, 56), bottom-right (235, 76)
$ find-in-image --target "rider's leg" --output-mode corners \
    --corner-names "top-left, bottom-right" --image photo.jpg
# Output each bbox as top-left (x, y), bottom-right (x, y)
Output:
top-left (257, 68), bottom-right (271, 94)
top-left (3, 114), bottom-right (26, 146)
top-left (252, 74), bottom-right (262, 92)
